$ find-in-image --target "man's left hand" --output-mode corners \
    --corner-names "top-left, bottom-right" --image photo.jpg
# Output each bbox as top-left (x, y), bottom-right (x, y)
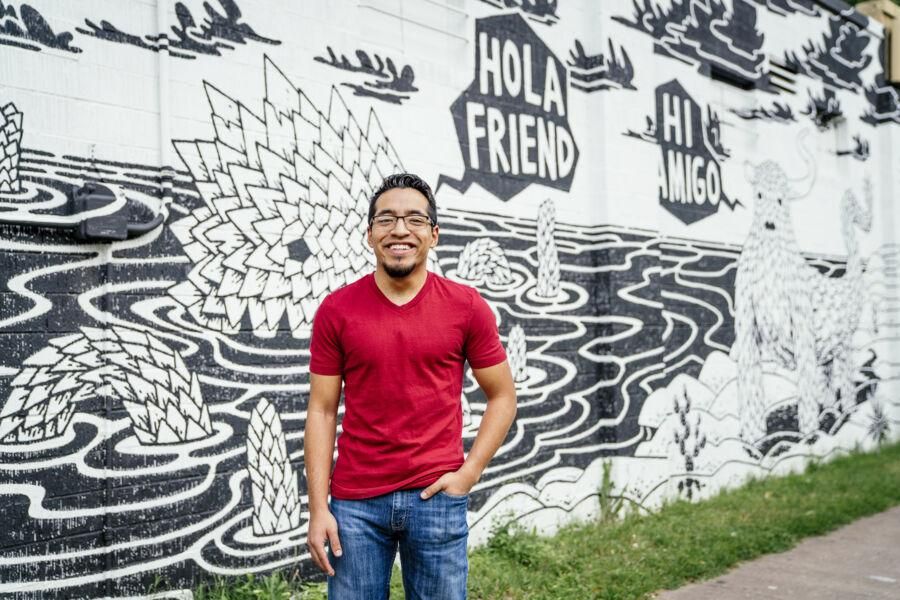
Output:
top-left (420, 468), bottom-right (478, 500)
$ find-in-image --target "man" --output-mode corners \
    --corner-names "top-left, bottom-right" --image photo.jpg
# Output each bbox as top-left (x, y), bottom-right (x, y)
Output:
top-left (304, 173), bottom-right (517, 599)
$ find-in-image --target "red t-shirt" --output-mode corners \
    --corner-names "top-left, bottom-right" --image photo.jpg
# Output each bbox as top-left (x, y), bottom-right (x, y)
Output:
top-left (309, 272), bottom-right (506, 499)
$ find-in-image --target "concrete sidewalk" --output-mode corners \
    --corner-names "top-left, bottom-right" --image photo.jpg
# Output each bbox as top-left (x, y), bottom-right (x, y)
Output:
top-left (655, 505), bottom-right (900, 600)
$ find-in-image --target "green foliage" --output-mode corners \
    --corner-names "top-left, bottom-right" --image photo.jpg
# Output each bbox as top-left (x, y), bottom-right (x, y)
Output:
top-left (598, 459), bottom-right (624, 524)
top-left (188, 571), bottom-right (326, 600)
top-left (486, 521), bottom-right (556, 569)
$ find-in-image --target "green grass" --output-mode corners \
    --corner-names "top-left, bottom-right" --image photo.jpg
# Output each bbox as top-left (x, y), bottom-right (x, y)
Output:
top-left (186, 443), bottom-right (900, 599)
top-left (187, 571), bottom-right (324, 600)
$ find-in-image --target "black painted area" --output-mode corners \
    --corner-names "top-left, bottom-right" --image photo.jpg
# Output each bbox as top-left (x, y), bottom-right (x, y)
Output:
top-left (752, 0), bottom-right (819, 17)
top-left (76, 0), bottom-right (280, 60)
top-left (314, 47), bottom-right (418, 105)
top-left (784, 15), bottom-right (872, 92)
top-left (438, 14), bottom-right (578, 201)
top-left (0, 1), bottom-right (81, 53)
top-left (803, 87), bottom-right (844, 129)
top-left (623, 80), bottom-right (735, 225)
top-left (476, 0), bottom-right (559, 25)
top-left (835, 134), bottom-right (870, 161)
top-left (567, 39), bottom-right (636, 92)
top-left (730, 101), bottom-right (797, 123)
top-left (613, 0), bottom-right (769, 89)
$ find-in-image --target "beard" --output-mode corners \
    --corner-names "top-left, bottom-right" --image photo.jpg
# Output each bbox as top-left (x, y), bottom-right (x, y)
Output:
top-left (383, 260), bottom-right (416, 279)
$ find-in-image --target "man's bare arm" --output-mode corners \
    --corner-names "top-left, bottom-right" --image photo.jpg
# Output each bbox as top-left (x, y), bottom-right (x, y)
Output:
top-left (304, 373), bottom-right (343, 575)
top-left (421, 360), bottom-right (517, 498)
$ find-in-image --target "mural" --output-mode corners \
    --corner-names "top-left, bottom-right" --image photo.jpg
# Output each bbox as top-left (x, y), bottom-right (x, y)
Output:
top-left (862, 38), bottom-right (900, 125)
top-left (624, 79), bottom-right (735, 224)
top-left (731, 101), bottom-right (797, 123)
top-left (477, 0), bottom-right (560, 25)
top-left (0, 0), bottom-right (81, 53)
top-left (784, 15), bottom-right (872, 92)
top-left (170, 57), bottom-right (400, 338)
top-left (0, 325), bottom-right (214, 445)
top-left (804, 87), bottom-right (844, 128)
top-left (567, 39), bottom-right (636, 92)
top-left (836, 134), bottom-right (870, 161)
top-left (613, 0), bottom-right (769, 88)
top-left (752, 0), bottom-right (820, 16)
top-left (78, 0), bottom-right (280, 60)
top-left (438, 13), bottom-right (578, 200)
top-left (735, 135), bottom-right (873, 444)
top-left (1, 0), bottom-right (898, 598)
top-left (0, 102), bottom-right (22, 193)
top-left (314, 47), bottom-right (418, 105)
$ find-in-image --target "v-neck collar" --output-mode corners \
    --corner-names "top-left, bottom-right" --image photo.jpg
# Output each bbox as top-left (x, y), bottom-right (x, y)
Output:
top-left (370, 272), bottom-right (433, 312)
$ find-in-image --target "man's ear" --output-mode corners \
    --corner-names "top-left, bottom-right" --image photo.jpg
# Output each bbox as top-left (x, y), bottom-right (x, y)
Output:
top-left (430, 225), bottom-right (439, 248)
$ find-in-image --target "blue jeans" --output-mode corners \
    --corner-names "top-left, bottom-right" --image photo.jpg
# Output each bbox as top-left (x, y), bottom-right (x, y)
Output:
top-left (327, 489), bottom-right (469, 600)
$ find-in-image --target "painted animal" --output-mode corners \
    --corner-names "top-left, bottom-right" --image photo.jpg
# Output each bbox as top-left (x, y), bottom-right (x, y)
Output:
top-left (734, 136), bottom-right (872, 444)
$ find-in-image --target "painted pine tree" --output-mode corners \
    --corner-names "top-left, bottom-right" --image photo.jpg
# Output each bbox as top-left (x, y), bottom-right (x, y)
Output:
top-left (536, 199), bottom-right (560, 298)
top-left (507, 325), bottom-right (528, 383)
top-left (246, 397), bottom-right (302, 535)
top-left (0, 102), bottom-right (23, 193)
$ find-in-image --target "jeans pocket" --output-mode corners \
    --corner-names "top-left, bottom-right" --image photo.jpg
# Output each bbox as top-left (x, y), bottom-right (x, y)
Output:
top-left (437, 490), bottom-right (469, 500)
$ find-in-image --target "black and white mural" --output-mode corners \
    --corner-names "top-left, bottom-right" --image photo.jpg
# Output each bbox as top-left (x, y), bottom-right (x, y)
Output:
top-left (784, 15), bottom-right (872, 92)
top-left (0, 0), bottom-right (81, 53)
top-left (0, 102), bottom-right (22, 193)
top-left (614, 0), bottom-right (769, 88)
top-left (78, 0), bottom-right (280, 60)
top-left (170, 57), bottom-right (400, 338)
top-left (862, 38), bottom-right (900, 125)
top-left (752, 0), bottom-right (819, 17)
top-left (438, 13), bottom-right (578, 201)
top-left (731, 101), bottom-right (797, 123)
top-left (624, 79), bottom-right (735, 224)
top-left (803, 86), bottom-right (844, 128)
top-left (477, 0), bottom-right (560, 26)
top-left (314, 47), bottom-right (418, 105)
top-left (567, 38), bottom-right (636, 92)
top-left (836, 134), bottom-right (870, 160)
top-left (1, 0), bottom-right (898, 597)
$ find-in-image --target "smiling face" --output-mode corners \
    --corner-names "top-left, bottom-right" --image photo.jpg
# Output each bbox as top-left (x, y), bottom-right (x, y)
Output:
top-left (367, 187), bottom-right (439, 280)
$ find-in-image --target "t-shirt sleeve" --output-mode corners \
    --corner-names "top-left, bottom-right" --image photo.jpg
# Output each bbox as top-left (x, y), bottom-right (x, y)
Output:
top-left (309, 296), bottom-right (343, 376)
top-left (464, 289), bottom-right (507, 369)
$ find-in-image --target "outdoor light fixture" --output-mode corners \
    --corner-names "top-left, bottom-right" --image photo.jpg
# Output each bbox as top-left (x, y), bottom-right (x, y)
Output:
top-left (0, 182), bottom-right (164, 241)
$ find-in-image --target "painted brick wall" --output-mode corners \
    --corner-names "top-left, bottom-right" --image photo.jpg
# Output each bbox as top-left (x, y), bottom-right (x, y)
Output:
top-left (1, 0), bottom-right (898, 597)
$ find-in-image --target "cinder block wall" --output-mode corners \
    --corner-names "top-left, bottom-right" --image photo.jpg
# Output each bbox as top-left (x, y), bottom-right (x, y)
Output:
top-left (1, 0), bottom-right (898, 597)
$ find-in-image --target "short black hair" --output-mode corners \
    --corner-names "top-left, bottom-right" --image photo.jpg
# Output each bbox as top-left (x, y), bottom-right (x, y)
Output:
top-left (368, 173), bottom-right (438, 226)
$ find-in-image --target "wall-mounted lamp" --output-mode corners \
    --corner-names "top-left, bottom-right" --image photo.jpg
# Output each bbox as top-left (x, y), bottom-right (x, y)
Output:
top-left (68, 182), bottom-right (162, 241)
top-left (0, 182), bottom-right (163, 241)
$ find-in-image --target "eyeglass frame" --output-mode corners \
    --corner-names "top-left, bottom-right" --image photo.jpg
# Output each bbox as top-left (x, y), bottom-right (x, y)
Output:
top-left (368, 212), bottom-right (435, 230)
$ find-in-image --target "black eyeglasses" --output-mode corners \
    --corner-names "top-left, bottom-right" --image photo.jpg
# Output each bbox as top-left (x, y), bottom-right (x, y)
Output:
top-left (370, 214), bottom-right (433, 230)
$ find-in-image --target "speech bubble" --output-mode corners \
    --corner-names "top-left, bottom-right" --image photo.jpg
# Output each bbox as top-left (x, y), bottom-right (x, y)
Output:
top-left (437, 14), bottom-right (579, 201)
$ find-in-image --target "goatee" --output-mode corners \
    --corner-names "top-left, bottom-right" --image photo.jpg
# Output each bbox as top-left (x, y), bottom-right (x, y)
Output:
top-left (384, 262), bottom-right (416, 278)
